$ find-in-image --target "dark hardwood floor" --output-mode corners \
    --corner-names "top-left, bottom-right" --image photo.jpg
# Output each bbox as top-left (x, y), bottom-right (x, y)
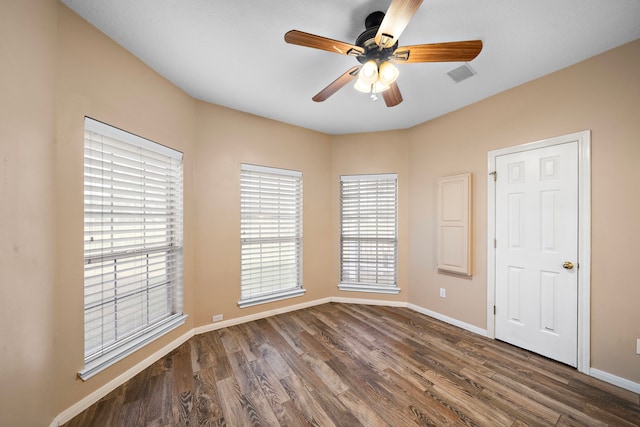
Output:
top-left (63, 303), bottom-right (640, 426)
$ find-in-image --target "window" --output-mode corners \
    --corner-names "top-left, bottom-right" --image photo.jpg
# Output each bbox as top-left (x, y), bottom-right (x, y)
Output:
top-left (81, 117), bottom-right (185, 380)
top-left (339, 174), bottom-right (399, 294)
top-left (240, 164), bottom-right (304, 307)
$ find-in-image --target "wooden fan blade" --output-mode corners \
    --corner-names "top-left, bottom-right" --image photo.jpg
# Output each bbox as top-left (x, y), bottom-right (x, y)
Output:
top-left (285, 30), bottom-right (364, 56)
top-left (312, 66), bottom-right (361, 102)
top-left (375, 0), bottom-right (424, 48)
top-left (393, 40), bottom-right (483, 63)
top-left (382, 82), bottom-right (403, 107)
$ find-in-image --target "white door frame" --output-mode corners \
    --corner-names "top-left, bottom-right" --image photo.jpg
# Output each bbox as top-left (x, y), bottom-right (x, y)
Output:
top-left (487, 130), bottom-right (591, 374)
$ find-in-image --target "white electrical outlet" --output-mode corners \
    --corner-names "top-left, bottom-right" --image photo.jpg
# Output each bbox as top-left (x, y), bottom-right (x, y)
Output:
top-left (212, 314), bottom-right (223, 322)
top-left (636, 338), bottom-right (640, 355)
top-left (439, 288), bottom-right (446, 298)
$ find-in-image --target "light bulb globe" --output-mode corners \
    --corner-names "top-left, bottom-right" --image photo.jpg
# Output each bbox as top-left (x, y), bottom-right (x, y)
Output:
top-left (378, 61), bottom-right (399, 85)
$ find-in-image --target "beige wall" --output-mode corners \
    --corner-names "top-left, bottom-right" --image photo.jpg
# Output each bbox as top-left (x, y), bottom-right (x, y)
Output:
top-left (193, 102), bottom-right (332, 325)
top-left (53, 3), bottom-right (333, 420)
top-left (331, 131), bottom-right (410, 301)
top-left (407, 39), bottom-right (640, 383)
top-left (54, 2), bottom-right (198, 415)
top-left (0, 2), bottom-right (638, 425)
top-left (0, 1), bottom-right (57, 425)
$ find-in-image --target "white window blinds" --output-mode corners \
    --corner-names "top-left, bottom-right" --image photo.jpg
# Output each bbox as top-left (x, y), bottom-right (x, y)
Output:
top-left (82, 117), bottom-right (185, 380)
top-left (340, 174), bottom-right (399, 294)
top-left (240, 164), bottom-right (304, 307)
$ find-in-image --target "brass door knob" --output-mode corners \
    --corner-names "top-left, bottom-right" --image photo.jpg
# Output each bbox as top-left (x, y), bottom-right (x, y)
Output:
top-left (563, 261), bottom-right (574, 270)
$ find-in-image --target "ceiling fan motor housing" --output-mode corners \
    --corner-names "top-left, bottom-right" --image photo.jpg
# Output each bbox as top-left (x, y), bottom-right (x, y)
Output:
top-left (356, 11), bottom-right (398, 64)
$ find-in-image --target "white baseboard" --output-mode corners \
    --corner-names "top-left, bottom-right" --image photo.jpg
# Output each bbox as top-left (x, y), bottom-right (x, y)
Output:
top-left (193, 297), bottom-right (332, 335)
top-left (50, 297), bottom-right (486, 426)
top-left (590, 368), bottom-right (640, 394)
top-left (54, 329), bottom-right (194, 426)
top-left (407, 303), bottom-right (488, 337)
top-left (53, 298), bottom-right (333, 426)
top-left (331, 296), bottom-right (408, 307)
top-left (51, 296), bottom-right (638, 426)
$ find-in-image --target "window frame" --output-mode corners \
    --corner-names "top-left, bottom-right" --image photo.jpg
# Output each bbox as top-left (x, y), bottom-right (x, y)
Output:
top-left (80, 117), bottom-right (186, 380)
top-left (239, 163), bottom-right (305, 308)
top-left (339, 173), bottom-right (400, 294)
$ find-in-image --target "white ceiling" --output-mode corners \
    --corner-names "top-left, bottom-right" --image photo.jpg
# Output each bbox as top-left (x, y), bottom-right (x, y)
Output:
top-left (61, 0), bottom-right (640, 135)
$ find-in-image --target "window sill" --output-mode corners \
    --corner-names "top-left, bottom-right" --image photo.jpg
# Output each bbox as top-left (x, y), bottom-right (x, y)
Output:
top-left (338, 283), bottom-right (401, 295)
top-left (78, 313), bottom-right (188, 381)
top-left (238, 288), bottom-right (306, 308)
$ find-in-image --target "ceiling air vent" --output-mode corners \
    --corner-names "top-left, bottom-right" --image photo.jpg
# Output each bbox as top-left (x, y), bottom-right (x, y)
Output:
top-left (447, 63), bottom-right (476, 83)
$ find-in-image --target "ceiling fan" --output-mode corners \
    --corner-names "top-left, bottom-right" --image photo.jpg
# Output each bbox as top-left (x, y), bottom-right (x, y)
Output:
top-left (284, 0), bottom-right (482, 107)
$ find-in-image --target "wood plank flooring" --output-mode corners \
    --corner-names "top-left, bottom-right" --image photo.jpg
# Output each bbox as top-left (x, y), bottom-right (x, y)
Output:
top-left (63, 303), bottom-right (640, 426)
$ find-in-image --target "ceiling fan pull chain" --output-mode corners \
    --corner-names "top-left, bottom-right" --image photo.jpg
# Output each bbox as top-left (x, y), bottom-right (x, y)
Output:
top-left (370, 83), bottom-right (378, 101)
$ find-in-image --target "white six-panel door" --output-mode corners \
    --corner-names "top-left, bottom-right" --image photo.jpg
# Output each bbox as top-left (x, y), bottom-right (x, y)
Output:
top-left (495, 141), bottom-right (578, 367)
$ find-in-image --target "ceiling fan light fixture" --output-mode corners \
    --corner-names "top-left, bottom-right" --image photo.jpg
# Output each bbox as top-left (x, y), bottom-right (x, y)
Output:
top-left (353, 78), bottom-right (369, 93)
top-left (378, 61), bottom-right (399, 85)
top-left (358, 60), bottom-right (379, 84)
top-left (375, 81), bottom-right (391, 92)
top-left (355, 60), bottom-right (394, 95)
top-left (354, 79), bottom-right (389, 94)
